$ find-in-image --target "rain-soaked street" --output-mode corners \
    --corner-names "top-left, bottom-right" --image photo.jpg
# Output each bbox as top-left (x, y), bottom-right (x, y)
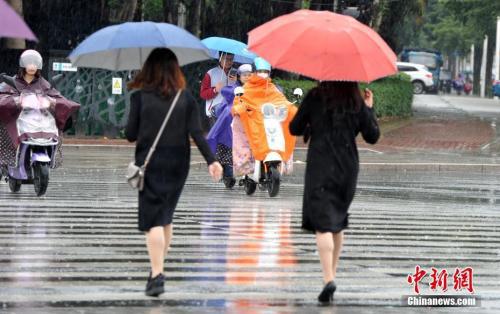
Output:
top-left (1, 142), bottom-right (499, 313)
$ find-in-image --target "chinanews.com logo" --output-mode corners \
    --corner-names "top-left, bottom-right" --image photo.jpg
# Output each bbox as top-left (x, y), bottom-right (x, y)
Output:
top-left (403, 265), bottom-right (481, 307)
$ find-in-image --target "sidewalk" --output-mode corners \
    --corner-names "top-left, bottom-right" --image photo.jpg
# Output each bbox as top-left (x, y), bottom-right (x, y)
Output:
top-left (368, 117), bottom-right (495, 152)
top-left (63, 118), bottom-right (496, 153)
top-left (63, 95), bottom-right (500, 164)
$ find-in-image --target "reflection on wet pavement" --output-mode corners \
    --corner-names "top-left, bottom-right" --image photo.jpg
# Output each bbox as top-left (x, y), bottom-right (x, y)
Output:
top-left (0, 146), bottom-right (499, 313)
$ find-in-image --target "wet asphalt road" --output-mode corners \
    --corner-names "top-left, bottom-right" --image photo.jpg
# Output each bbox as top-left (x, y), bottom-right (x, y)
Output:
top-left (0, 145), bottom-right (499, 314)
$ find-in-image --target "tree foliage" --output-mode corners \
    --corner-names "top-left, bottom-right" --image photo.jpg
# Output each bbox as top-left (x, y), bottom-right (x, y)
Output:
top-left (412, 0), bottom-right (500, 95)
top-left (371, 0), bottom-right (426, 52)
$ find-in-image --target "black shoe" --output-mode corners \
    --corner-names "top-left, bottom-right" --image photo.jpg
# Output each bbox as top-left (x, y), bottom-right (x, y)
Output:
top-left (223, 176), bottom-right (236, 189)
top-left (145, 273), bottom-right (165, 297)
top-left (318, 281), bottom-right (336, 303)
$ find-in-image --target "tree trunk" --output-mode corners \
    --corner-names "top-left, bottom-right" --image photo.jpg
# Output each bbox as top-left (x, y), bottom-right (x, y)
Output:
top-left (333, 0), bottom-right (340, 12)
top-left (5, 0), bottom-right (26, 49)
top-left (473, 43), bottom-right (482, 96)
top-left (485, 32), bottom-right (495, 97)
top-left (100, 0), bottom-right (110, 24)
top-left (186, 0), bottom-right (202, 37)
top-left (109, 0), bottom-right (138, 22)
top-left (163, 0), bottom-right (179, 24)
top-left (371, 0), bottom-right (385, 32)
top-left (133, 0), bottom-right (143, 21)
top-left (449, 54), bottom-right (456, 78)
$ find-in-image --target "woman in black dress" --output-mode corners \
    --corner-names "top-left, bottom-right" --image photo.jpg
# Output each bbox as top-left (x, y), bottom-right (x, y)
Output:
top-left (125, 48), bottom-right (222, 297)
top-left (289, 81), bottom-right (379, 303)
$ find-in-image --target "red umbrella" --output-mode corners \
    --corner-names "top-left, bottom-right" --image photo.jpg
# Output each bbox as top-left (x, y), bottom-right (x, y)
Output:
top-left (0, 0), bottom-right (37, 41)
top-left (248, 10), bottom-right (396, 82)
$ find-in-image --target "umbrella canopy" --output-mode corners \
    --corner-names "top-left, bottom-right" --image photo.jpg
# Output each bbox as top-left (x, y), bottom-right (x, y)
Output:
top-left (202, 37), bottom-right (256, 64)
top-left (0, 0), bottom-right (37, 41)
top-left (69, 21), bottom-right (210, 70)
top-left (248, 10), bottom-right (397, 82)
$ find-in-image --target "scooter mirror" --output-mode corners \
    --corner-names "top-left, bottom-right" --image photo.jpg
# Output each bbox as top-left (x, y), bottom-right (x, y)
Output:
top-left (49, 73), bottom-right (65, 88)
top-left (293, 88), bottom-right (303, 97)
top-left (0, 74), bottom-right (18, 91)
top-left (234, 86), bottom-right (245, 96)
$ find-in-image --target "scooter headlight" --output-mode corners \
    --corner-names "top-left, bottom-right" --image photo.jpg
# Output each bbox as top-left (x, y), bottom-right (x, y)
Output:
top-left (261, 103), bottom-right (275, 119)
top-left (261, 103), bottom-right (289, 121)
top-left (276, 106), bottom-right (288, 121)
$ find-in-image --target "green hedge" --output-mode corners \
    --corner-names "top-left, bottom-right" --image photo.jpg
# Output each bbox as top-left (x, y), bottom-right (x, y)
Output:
top-left (274, 73), bottom-right (413, 117)
top-left (273, 78), bottom-right (317, 100)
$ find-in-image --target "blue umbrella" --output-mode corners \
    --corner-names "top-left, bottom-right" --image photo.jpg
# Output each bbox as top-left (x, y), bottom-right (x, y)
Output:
top-left (202, 37), bottom-right (256, 64)
top-left (69, 21), bottom-right (210, 70)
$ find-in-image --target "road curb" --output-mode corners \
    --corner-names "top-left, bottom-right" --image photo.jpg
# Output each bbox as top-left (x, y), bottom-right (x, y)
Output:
top-left (188, 161), bottom-right (500, 173)
top-left (359, 162), bottom-right (500, 172)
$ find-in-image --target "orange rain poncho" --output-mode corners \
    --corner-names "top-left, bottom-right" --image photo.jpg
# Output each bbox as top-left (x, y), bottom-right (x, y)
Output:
top-left (231, 74), bottom-right (297, 162)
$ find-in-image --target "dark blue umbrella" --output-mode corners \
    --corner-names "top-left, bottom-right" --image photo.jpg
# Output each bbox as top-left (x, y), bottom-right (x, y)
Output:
top-left (202, 37), bottom-right (256, 64)
top-left (69, 21), bottom-right (210, 70)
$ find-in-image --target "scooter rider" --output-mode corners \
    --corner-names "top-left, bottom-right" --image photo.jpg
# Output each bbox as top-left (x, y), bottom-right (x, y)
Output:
top-left (206, 64), bottom-right (254, 189)
top-left (0, 50), bottom-right (80, 174)
top-left (200, 52), bottom-right (237, 128)
top-left (231, 57), bottom-right (297, 197)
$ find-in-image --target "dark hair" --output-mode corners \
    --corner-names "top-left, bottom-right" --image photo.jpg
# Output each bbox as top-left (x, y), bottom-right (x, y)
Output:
top-left (219, 52), bottom-right (234, 66)
top-left (127, 48), bottom-right (186, 97)
top-left (18, 68), bottom-right (41, 79)
top-left (219, 52), bottom-right (234, 59)
top-left (236, 73), bottom-right (244, 85)
top-left (314, 81), bottom-right (364, 113)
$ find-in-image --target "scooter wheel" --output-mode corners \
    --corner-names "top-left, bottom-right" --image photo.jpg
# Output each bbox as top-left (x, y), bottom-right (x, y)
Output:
top-left (245, 179), bottom-right (257, 196)
top-left (33, 163), bottom-right (49, 197)
top-left (8, 178), bottom-right (21, 193)
top-left (267, 166), bottom-right (280, 197)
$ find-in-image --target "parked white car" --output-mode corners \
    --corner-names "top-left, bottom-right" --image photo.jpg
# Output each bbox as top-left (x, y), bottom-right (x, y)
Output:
top-left (397, 62), bottom-right (434, 94)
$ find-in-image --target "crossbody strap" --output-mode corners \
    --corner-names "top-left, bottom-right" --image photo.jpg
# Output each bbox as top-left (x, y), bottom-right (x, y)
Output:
top-left (142, 89), bottom-right (182, 170)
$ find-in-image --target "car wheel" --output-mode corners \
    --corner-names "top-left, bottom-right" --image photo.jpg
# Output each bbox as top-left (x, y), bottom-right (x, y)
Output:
top-left (412, 81), bottom-right (425, 94)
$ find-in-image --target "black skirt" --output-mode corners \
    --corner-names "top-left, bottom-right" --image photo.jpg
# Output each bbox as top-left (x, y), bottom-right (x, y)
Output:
top-left (137, 146), bottom-right (190, 232)
top-left (301, 134), bottom-right (359, 234)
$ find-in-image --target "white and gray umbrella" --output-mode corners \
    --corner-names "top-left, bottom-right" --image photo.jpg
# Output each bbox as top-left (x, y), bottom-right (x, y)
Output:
top-left (68, 21), bottom-right (210, 70)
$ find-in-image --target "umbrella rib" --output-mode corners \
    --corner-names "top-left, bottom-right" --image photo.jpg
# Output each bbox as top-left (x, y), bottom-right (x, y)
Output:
top-left (115, 48), bottom-right (122, 71)
top-left (341, 29), bottom-right (369, 82)
top-left (256, 24), bottom-right (314, 69)
top-left (153, 23), bottom-right (170, 48)
top-left (320, 28), bottom-right (331, 82)
top-left (346, 24), bottom-right (396, 81)
top-left (139, 47), bottom-right (143, 69)
top-left (350, 28), bottom-right (395, 82)
top-left (108, 24), bottom-right (126, 52)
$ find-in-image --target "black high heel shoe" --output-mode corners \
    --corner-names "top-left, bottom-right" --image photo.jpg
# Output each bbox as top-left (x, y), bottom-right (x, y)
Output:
top-left (318, 280), bottom-right (336, 303)
top-left (145, 272), bottom-right (165, 297)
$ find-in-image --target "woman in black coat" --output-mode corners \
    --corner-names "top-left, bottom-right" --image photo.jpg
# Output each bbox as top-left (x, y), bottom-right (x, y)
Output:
top-left (289, 81), bottom-right (380, 303)
top-left (125, 48), bottom-right (222, 297)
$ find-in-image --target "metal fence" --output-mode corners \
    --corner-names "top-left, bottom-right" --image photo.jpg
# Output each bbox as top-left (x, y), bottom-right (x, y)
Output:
top-left (45, 51), bottom-right (215, 137)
